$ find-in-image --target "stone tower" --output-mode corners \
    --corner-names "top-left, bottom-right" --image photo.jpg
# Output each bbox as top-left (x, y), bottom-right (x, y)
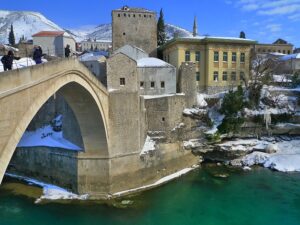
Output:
top-left (193, 16), bottom-right (198, 37)
top-left (112, 6), bottom-right (157, 56)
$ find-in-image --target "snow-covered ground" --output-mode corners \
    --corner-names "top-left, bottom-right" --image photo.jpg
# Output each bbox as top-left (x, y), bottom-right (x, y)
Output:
top-left (227, 138), bottom-right (300, 172)
top-left (18, 122), bottom-right (81, 151)
top-left (5, 173), bottom-right (88, 203)
top-left (0, 57), bottom-right (47, 72)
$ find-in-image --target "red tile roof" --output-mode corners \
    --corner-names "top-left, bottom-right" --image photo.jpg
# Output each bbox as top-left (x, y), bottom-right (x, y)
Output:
top-left (32, 31), bottom-right (65, 37)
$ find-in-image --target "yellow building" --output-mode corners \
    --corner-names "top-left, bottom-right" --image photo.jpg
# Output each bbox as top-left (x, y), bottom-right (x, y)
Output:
top-left (160, 36), bottom-right (256, 93)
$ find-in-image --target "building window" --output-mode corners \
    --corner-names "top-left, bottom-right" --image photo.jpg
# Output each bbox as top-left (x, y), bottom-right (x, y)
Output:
top-left (118, 14), bottom-right (120, 17)
top-left (149, 15), bottom-right (152, 18)
top-left (161, 81), bottom-right (165, 88)
top-left (214, 51), bottom-right (219, 62)
top-left (195, 51), bottom-right (200, 62)
top-left (240, 72), bottom-right (245, 80)
top-left (140, 81), bottom-right (144, 88)
top-left (185, 51), bottom-right (191, 62)
top-left (278, 50), bottom-right (281, 53)
top-left (283, 50), bottom-right (286, 54)
top-left (232, 52), bottom-right (237, 62)
top-left (124, 13), bottom-right (126, 17)
top-left (139, 14), bottom-right (141, 17)
top-left (151, 81), bottom-right (155, 88)
top-left (222, 71), bottom-right (228, 81)
top-left (196, 72), bottom-right (200, 81)
top-left (231, 72), bottom-right (236, 81)
top-left (120, 78), bottom-right (125, 86)
top-left (123, 32), bottom-right (126, 36)
top-left (240, 53), bottom-right (245, 63)
top-left (162, 117), bottom-right (165, 122)
top-left (128, 14), bottom-right (131, 17)
top-left (223, 52), bottom-right (228, 62)
top-left (144, 14), bottom-right (146, 17)
top-left (213, 71), bottom-right (219, 81)
top-left (133, 14), bottom-right (136, 17)
top-left (288, 50), bottom-right (291, 54)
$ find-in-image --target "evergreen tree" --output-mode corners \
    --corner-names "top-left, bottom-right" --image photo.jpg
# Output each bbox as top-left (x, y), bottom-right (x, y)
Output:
top-left (239, 31), bottom-right (246, 39)
top-left (157, 9), bottom-right (166, 47)
top-left (8, 24), bottom-right (15, 45)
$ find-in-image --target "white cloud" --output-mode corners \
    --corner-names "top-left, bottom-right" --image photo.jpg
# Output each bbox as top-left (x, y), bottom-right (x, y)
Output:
top-left (266, 23), bottom-right (282, 32)
top-left (236, 0), bottom-right (300, 18)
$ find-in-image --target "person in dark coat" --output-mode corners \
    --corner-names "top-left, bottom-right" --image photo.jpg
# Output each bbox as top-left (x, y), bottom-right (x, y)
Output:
top-left (65, 44), bottom-right (71, 58)
top-left (1, 50), bottom-right (20, 71)
top-left (33, 46), bottom-right (43, 64)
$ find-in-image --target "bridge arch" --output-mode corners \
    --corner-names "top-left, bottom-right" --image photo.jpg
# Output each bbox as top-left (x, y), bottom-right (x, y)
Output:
top-left (0, 66), bottom-right (110, 184)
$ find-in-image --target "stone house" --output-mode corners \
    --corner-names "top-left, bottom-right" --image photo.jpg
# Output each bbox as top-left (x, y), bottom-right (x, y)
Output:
top-left (112, 45), bottom-right (176, 95)
top-left (32, 31), bottom-right (76, 57)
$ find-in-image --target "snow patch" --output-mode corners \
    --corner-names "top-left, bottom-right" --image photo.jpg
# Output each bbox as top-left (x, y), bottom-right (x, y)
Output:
top-left (17, 124), bottom-right (82, 151)
top-left (140, 136), bottom-right (156, 156)
top-left (5, 173), bottom-right (89, 203)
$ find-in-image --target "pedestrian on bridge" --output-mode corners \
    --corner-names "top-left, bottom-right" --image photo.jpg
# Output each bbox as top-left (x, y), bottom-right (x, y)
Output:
top-left (65, 44), bottom-right (71, 58)
top-left (33, 46), bottom-right (43, 64)
top-left (1, 50), bottom-right (20, 71)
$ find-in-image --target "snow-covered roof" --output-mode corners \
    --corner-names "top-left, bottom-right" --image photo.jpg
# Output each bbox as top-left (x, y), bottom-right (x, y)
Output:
top-left (115, 6), bottom-right (155, 13)
top-left (79, 51), bottom-right (108, 61)
top-left (161, 35), bottom-right (256, 49)
top-left (137, 57), bottom-right (174, 68)
top-left (281, 53), bottom-right (300, 61)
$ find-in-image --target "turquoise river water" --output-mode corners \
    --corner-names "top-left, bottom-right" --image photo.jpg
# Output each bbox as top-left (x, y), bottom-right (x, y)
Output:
top-left (1, 165), bottom-right (300, 225)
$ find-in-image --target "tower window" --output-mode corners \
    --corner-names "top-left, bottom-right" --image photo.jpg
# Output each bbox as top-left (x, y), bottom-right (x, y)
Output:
top-left (151, 81), bottom-right (155, 88)
top-left (118, 14), bottom-right (120, 17)
top-left (195, 51), bottom-right (200, 62)
top-left (162, 117), bottom-right (165, 122)
top-left (140, 81), bottom-right (144, 88)
top-left (214, 51), bottom-right (219, 62)
top-left (124, 13), bottom-right (126, 17)
top-left (231, 72), bottom-right (236, 81)
top-left (120, 78), bottom-right (125, 86)
top-left (232, 52), bottom-right (237, 62)
top-left (161, 81), bottom-right (165, 88)
top-left (196, 72), bottom-right (200, 81)
top-left (213, 71), bottom-right (219, 81)
top-left (185, 51), bottom-right (191, 62)
top-left (223, 72), bottom-right (228, 81)
top-left (240, 53), bottom-right (245, 63)
top-left (223, 52), bottom-right (228, 62)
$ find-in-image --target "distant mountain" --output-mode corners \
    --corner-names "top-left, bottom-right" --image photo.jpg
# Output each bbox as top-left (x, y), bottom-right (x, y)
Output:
top-left (70, 23), bottom-right (193, 41)
top-left (0, 10), bottom-right (63, 44)
top-left (0, 10), bottom-right (193, 44)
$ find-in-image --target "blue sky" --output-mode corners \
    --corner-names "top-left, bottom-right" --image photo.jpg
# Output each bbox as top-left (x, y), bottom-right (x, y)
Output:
top-left (1, 0), bottom-right (299, 47)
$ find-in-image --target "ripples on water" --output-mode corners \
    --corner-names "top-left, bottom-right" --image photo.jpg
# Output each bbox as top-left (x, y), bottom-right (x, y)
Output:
top-left (1, 165), bottom-right (300, 225)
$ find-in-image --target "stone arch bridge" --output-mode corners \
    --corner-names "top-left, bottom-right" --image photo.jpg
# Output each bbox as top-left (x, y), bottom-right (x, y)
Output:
top-left (0, 58), bottom-right (197, 198)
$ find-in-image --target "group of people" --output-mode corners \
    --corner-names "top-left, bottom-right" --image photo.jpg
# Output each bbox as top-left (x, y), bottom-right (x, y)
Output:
top-left (1, 44), bottom-right (72, 72)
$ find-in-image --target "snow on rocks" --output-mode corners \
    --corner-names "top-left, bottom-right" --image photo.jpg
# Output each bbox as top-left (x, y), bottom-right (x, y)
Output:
top-left (228, 138), bottom-right (300, 172)
top-left (140, 136), bottom-right (156, 156)
top-left (197, 94), bottom-right (208, 108)
top-left (183, 108), bottom-right (207, 116)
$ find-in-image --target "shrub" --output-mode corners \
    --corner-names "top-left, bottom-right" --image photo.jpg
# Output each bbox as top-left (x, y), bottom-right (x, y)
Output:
top-left (218, 117), bottom-right (245, 134)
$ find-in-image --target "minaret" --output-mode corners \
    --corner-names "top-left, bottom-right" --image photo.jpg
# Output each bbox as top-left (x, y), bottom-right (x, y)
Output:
top-left (193, 16), bottom-right (198, 37)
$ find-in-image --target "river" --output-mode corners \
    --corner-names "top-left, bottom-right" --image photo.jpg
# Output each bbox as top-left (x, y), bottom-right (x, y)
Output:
top-left (1, 164), bottom-right (300, 225)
